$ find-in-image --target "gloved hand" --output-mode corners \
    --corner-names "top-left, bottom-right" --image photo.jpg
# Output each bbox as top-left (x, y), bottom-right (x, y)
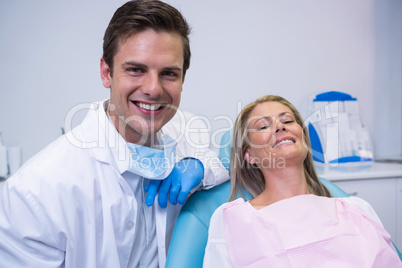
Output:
top-left (144, 158), bottom-right (204, 208)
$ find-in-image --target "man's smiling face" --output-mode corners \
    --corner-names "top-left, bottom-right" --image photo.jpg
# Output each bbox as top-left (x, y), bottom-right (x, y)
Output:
top-left (100, 29), bottom-right (184, 146)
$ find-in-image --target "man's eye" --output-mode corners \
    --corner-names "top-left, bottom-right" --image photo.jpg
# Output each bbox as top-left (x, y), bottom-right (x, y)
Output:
top-left (128, 68), bottom-right (142, 73)
top-left (162, 71), bottom-right (177, 77)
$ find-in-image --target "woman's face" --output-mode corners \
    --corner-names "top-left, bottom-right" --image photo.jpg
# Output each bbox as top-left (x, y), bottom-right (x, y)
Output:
top-left (244, 101), bottom-right (307, 169)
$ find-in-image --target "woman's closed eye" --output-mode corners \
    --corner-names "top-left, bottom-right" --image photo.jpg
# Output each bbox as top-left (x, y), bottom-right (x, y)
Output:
top-left (283, 120), bottom-right (294, 124)
top-left (279, 115), bottom-right (295, 124)
top-left (257, 124), bottom-right (271, 130)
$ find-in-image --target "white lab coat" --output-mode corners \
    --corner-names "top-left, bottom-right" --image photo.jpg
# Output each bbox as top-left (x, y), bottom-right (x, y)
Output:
top-left (0, 100), bottom-right (229, 268)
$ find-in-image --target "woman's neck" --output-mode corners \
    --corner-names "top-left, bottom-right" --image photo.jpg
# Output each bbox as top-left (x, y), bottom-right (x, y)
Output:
top-left (250, 164), bottom-right (309, 209)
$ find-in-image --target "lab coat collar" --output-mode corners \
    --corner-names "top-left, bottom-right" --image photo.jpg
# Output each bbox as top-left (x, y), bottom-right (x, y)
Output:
top-left (102, 100), bottom-right (132, 174)
top-left (69, 100), bottom-right (130, 174)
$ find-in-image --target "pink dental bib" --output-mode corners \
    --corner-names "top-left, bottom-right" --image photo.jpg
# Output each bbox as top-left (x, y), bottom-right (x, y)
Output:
top-left (222, 195), bottom-right (401, 267)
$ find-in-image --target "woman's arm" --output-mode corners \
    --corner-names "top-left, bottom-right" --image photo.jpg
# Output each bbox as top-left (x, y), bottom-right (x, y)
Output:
top-left (203, 205), bottom-right (233, 268)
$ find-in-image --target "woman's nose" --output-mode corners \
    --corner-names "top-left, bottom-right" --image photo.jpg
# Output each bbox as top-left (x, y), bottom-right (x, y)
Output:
top-left (141, 72), bottom-right (163, 98)
top-left (274, 121), bottom-right (286, 133)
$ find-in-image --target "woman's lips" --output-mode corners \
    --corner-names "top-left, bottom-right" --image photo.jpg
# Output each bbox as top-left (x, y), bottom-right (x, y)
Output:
top-left (273, 137), bottom-right (295, 148)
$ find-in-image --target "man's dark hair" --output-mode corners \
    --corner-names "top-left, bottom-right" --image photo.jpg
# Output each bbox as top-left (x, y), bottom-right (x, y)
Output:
top-left (103, 0), bottom-right (191, 78)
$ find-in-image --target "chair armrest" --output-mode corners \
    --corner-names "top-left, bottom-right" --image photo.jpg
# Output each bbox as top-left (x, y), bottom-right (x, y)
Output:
top-left (392, 241), bottom-right (402, 261)
top-left (166, 211), bottom-right (208, 268)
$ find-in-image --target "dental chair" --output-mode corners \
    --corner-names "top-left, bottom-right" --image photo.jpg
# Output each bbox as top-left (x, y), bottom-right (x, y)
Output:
top-left (165, 130), bottom-right (402, 267)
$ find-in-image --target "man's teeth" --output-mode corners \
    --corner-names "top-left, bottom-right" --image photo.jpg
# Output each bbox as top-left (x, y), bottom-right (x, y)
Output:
top-left (273, 139), bottom-right (294, 148)
top-left (137, 102), bottom-right (162, 111)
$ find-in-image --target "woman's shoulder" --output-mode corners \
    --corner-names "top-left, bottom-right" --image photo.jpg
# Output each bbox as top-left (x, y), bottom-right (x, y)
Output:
top-left (337, 196), bottom-right (373, 211)
top-left (210, 199), bottom-right (246, 226)
top-left (207, 198), bottom-right (248, 243)
top-left (337, 196), bottom-right (383, 227)
top-left (212, 198), bottom-right (246, 217)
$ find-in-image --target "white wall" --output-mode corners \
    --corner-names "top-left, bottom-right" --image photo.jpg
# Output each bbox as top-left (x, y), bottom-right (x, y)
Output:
top-left (0, 0), bottom-right (401, 162)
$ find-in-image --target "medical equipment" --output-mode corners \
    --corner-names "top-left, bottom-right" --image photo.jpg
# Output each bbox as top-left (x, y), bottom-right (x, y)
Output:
top-left (306, 91), bottom-right (374, 165)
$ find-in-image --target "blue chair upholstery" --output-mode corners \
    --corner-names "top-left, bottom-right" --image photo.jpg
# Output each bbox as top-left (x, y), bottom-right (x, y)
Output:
top-left (166, 131), bottom-right (402, 267)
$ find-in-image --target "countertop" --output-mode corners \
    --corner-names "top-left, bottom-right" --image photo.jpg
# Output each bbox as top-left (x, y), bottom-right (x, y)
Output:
top-left (316, 161), bottom-right (402, 181)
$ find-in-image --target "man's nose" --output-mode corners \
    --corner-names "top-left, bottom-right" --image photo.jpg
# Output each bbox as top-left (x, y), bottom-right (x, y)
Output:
top-left (141, 72), bottom-right (163, 98)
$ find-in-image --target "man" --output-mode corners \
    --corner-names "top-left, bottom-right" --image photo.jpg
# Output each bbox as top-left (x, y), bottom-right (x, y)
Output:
top-left (0, 1), bottom-right (229, 267)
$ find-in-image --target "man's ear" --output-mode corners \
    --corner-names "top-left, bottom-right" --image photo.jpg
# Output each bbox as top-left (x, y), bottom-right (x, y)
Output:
top-left (244, 148), bottom-right (255, 164)
top-left (100, 58), bottom-right (112, 88)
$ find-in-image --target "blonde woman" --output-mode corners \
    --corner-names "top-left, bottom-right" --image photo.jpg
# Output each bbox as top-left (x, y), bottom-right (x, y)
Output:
top-left (203, 95), bottom-right (401, 267)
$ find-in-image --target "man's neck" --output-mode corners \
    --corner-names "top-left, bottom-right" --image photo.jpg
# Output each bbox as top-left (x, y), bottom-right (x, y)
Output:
top-left (106, 104), bottom-right (157, 148)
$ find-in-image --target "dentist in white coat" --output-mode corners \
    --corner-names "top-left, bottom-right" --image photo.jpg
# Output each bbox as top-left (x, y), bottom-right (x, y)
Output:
top-left (0, 1), bottom-right (229, 267)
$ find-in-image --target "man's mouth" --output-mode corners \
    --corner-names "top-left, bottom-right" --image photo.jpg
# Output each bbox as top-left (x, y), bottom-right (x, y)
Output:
top-left (273, 139), bottom-right (295, 148)
top-left (133, 101), bottom-right (165, 111)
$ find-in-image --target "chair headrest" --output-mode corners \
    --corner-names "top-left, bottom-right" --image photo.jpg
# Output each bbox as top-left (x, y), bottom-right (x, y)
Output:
top-left (218, 129), bottom-right (233, 171)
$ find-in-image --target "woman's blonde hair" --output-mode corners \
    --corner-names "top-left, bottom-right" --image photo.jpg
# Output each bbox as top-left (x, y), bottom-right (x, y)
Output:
top-left (228, 95), bottom-right (331, 201)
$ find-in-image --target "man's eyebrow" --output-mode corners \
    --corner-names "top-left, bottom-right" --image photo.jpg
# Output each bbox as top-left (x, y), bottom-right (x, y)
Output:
top-left (121, 61), bottom-right (182, 72)
top-left (122, 61), bottom-right (147, 69)
top-left (162, 65), bottom-right (182, 73)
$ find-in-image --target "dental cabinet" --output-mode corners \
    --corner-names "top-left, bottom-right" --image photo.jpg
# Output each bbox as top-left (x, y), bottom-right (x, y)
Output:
top-left (316, 161), bottom-right (402, 250)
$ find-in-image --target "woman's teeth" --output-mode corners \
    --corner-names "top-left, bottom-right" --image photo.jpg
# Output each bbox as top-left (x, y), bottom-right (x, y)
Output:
top-left (137, 102), bottom-right (162, 111)
top-left (273, 139), bottom-right (294, 148)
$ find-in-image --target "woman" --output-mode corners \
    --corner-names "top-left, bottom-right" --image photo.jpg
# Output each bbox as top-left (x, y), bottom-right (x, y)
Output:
top-left (203, 95), bottom-right (401, 267)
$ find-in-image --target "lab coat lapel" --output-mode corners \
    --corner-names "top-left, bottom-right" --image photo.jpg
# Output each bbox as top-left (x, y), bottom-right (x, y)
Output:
top-left (73, 100), bottom-right (173, 267)
top-left (155, 201), bottom-right (168, 267)
top-left (75, 100), bottom-right (130, 173)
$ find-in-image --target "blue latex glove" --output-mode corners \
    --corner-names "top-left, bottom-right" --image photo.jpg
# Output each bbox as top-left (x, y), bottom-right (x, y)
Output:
top-left (144, 158), bottom-right (204, 208)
